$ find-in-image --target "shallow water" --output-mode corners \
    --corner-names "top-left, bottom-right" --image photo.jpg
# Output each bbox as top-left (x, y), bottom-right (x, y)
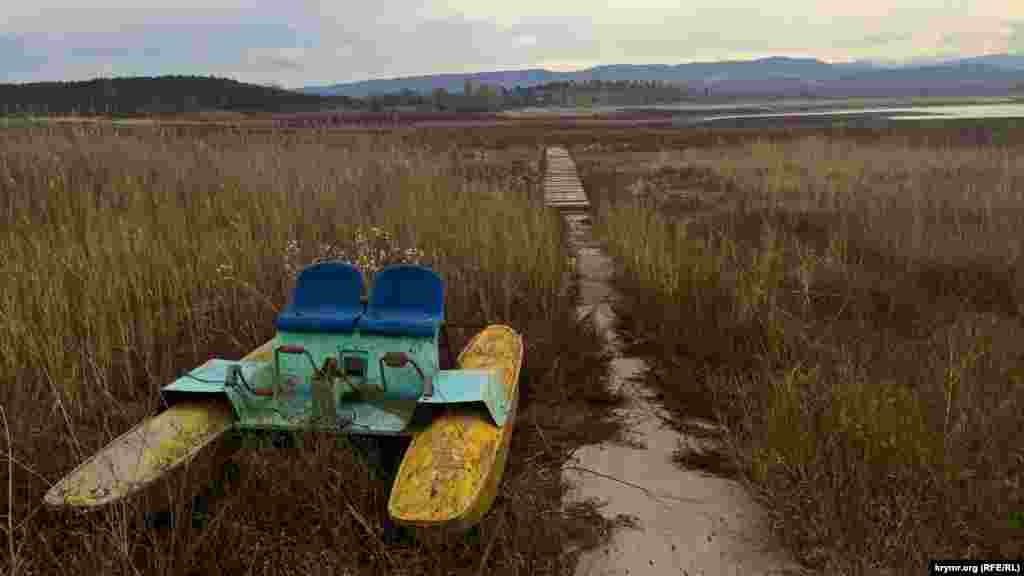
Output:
top-left (694, 102), bottom-right (1024, 123)
top-left (890, 103), bottom-right (1024, 120)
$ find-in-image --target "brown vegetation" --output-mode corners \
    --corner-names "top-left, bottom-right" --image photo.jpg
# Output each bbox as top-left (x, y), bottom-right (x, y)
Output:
top-left (574, 129), bottom-right (1024, 574)
top-left (7, 116), bottom-right (1021, 576)
top-left (0, 124), bottom-right (626, 575)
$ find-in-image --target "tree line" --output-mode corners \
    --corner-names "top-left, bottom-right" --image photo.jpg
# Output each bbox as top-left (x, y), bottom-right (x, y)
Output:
top-left (0, 75), bottom-right (697, 117)
top-left (367, 79), bottom-right (697, 112)
top-left (0, 75), bottom-right (360, 117)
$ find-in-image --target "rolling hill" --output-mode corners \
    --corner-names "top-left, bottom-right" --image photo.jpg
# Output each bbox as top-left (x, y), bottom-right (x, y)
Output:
top-left (0, 75), bottom-right (361, 116)
top-left (302, 54), bottom-right (1024, 99)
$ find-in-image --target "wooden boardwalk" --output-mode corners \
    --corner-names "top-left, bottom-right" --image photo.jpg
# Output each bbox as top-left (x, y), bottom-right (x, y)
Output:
top-left (543, 147), bottom-right (590, 211)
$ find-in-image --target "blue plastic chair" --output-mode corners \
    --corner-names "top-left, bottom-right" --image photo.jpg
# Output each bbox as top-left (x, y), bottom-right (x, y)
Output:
top-left (360, 265), bottom-right (444, 338)
top-left (276, 262), bottom-right (365, 333)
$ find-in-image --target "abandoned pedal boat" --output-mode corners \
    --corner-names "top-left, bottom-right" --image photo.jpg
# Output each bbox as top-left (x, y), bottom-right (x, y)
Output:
top-left (44, 262), bottom-right (523, 531)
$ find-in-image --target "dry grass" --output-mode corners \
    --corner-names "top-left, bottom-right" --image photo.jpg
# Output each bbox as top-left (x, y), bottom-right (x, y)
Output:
top-left (576, 129), bottom-right (1024, 574)
top-left (0, 124), bottom-right (624, 575)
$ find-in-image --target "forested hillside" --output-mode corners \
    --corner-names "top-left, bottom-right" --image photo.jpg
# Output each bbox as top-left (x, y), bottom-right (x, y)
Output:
top-left (0, 75), bottom-right (361, 116)
top-left (372, 79), bottom-right (697, 112)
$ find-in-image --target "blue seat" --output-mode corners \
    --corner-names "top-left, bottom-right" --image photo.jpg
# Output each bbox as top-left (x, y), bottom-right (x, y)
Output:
top-left (360, 265), bottom-right (444, 338)
top-left (275, 262), bottom-right (365, 333)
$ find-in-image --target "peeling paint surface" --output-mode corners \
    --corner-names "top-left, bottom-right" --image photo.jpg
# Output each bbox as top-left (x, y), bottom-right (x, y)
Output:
top-left (44, 340), bottom-right (275, 509)
top-left (388, 325), bottom-right (523, 529)
top-left (45, 399), bottom-right (236, 508)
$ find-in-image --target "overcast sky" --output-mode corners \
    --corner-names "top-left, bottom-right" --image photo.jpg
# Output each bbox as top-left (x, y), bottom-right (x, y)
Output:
top-left (2, 1), bottom-right (1022, 88)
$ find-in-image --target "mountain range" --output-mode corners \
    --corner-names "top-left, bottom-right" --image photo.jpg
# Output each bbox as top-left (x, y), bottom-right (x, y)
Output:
top-left (301, 54), bottom-right (1024, 99)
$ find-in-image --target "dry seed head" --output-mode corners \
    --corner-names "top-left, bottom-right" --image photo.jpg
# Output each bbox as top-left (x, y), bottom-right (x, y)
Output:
top-left (216, 263), bottom-right (234, 279)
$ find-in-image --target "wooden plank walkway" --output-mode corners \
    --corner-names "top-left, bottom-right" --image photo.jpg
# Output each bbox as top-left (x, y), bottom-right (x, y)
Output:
top-left (544, 147), bottom-right (590, 211)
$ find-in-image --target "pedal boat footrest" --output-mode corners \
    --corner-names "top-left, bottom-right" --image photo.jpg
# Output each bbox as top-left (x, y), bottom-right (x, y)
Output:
top-left (417, 369), bottom-right (508, 426)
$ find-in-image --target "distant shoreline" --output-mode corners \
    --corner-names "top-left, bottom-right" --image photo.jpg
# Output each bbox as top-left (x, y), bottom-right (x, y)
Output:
top-left (4, 95), bottom-right (1023, 130)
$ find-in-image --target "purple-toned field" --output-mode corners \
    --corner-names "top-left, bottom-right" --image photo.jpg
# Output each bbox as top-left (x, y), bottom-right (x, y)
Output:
top-left (270, 109), bottom-right (682, 129)
top-left (272, 110), bottom-right (502, 128)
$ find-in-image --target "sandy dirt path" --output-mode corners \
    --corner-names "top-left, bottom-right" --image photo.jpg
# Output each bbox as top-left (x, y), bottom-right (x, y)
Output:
top-left (544, 147), bottom-right (804, 576)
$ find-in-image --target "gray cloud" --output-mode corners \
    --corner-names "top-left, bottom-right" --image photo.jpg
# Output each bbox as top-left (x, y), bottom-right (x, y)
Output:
top-left (2, 2), bottom-right (1022, 87)
top-left (248, 49), bottom-right (307, 72)
top-left (0, 34), bottom-right (49, 76)
top-left (860, 32), bottom-right (912, 47)
top-left (3, 14), bottom-right (316, 83)
top-left (1010, 21), bottom-right (1024, 52)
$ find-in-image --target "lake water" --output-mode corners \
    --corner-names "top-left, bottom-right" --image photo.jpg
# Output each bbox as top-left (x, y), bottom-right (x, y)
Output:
top-left (689, 102), bottom-right (1024, 124)
top-left (889, 103), bottom-right (1024, 120)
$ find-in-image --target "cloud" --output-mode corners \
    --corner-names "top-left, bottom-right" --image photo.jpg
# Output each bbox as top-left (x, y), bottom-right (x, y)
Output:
top-left (292, 11), bottom-right (599, 84)
top-left (1009, 21), bottom-right (1024, 53)
top-left (2, 11), bottom-right (318, 84)
top-left (0, 34), bottom-right (50, 76)
top-left (246, 48), bottom-right (307, 72)
top-left (860, 32), bottom-right (912, 48)
top-left (2, 1), bottom-right (1024, 87)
